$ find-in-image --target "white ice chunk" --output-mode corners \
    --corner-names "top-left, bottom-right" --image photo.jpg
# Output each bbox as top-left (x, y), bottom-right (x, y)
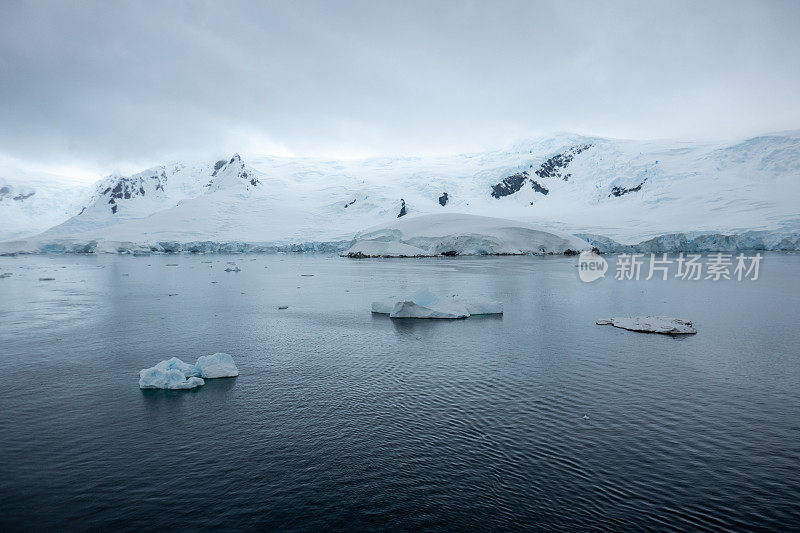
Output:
top-left (139, 367), bottom-right (205, 389)
top-left (195, 352), bottom-right (239, 378)
top-left (154, 356), bottom-right (201, 378)
top-left (597, 316), bottom-right (697, 335)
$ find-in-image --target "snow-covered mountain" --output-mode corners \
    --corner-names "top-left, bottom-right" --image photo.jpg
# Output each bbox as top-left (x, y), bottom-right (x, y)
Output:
top-left (2, 131), bottom-right (799, 253)
top-left (0, 165), bottom-right (89, 242)
top-left (34, 153), bottom-right (260, 240)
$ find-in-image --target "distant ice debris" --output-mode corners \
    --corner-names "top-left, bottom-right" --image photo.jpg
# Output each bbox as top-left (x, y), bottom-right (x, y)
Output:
top-left (0, 272), bottom-right (12, 278)
top-left (139, 353), bottom-right (238, 389)
top-left (345, 213), bottom-right (589, 257)
top-left (372, 288), bottom-right (502, 319)
top-left (597, 317), bottom-right (697, 335)
top-left (224, 266), bottom-right (241, 272)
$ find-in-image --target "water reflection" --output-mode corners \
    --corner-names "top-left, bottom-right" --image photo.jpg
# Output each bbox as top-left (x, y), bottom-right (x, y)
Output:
top-left (140, 377), bottom-right (238, 411)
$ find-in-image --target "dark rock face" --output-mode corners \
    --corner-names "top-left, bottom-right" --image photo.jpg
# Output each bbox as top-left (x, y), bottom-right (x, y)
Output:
top-left (609, 178), bottom-right (647, 197)
top-left (0, 186), bottom-right (35, 202)
top-left (397, 199), bottom-right (407, 218)
top-left (534, 144), bottom-right (592, 181)
top-left (344, 199), bottom-right (357, 208)
top-left (530, 180), bottom-right (549, 195)
top-left (111, 204), bottom-right (118, 214)
top-left (563, 249), bottom-right (580, 255)
top-left (100, 170), bottom-right (167, 214)
top-left (491, 144), bottom-right (592, 198)
top-left (439, 192), bottom-right (449, 206)
top-left (491, 172), bottom-right (529, 198)
top-left (346, 251), bottom-right (369, 258)
top-left (440, 250), bottom-right (458, 256)
top-left (209, 154), bottom-right (258, 187)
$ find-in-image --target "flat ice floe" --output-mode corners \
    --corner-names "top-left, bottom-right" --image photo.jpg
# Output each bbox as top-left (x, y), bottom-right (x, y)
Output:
top-left (195, 353), bottom-right (239, 378)
top-left (344, 213), bottom-right (590, 257)
top-left (372, 288), bottom-right (502, 319)
top-left (596, 317), bottom-right (697, 335)
top-left (139, 353), bottom-right (239, 389)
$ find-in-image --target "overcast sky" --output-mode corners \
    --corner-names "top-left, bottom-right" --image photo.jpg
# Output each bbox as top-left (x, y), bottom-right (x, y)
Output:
top-left (1, 0), bottom-right (799, 180)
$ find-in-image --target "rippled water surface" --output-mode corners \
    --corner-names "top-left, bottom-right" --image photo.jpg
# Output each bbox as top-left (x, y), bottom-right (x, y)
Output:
top-left (1, 253), bottom-right (799, 531)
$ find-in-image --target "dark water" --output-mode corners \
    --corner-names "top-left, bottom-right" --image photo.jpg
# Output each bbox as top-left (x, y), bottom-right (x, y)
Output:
top-left (0, 253), bottom-right (798, 531)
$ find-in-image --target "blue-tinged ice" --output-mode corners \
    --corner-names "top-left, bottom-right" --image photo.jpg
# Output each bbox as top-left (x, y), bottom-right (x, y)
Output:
top-left (138, 353), bottom-right (238, 389)
top-left (139, 367), bottom-right (205, 390)
top-left (154, 356), bottom-right (201, 377)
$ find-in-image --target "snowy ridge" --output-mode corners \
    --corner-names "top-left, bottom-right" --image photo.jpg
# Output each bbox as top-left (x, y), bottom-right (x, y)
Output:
top-left (1, 131), bottom-right (799, 253)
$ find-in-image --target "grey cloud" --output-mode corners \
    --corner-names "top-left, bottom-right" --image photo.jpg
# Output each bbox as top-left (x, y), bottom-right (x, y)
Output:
top-left (1, 0), bottom-right (799, 172)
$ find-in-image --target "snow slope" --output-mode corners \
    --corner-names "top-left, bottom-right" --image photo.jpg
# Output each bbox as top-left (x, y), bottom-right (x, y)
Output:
top-left (1, 131), bottom-right (799, 253)
top-left (0, 164), bottom-right (89, 241)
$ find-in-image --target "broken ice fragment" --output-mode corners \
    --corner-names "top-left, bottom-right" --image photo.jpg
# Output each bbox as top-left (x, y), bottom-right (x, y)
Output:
top-left (596, 316), bottom-right (696, 335)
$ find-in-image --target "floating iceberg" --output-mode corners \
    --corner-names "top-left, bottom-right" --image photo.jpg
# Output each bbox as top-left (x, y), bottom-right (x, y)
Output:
top-left (372, 288), bottom-right (502, 319)
top-left (195, 352), bottom-right (239, 378)
top-left (596, 316), bottom-right (697, 335)
top-left (139, 353), bottom-right (238, 389)
top-left (139, 367), bottom-right (205, 390)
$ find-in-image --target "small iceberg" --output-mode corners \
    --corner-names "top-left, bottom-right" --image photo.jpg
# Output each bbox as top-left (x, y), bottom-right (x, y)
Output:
top-left (372, 288), bottom-right (502, 319)
top-left (139, 353), bottom-right (239, 389)
top-left (596, 316), bottom-right (697, 335)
